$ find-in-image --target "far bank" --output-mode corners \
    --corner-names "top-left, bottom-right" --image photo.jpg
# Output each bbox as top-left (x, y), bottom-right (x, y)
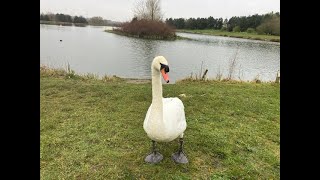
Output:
top-left (177, 29), bottom-right (280, 42)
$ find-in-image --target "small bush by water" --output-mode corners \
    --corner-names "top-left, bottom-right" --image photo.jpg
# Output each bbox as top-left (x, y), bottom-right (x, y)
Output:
top-left (114, 19), bottom-right (176, 40)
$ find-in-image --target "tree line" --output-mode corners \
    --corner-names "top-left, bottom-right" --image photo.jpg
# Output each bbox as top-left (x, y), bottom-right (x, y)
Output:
top-left (165, 12), bottom-right (280, 35)
top-left (40, 13), bottom-right (121, 26)
top-left (40, 13), bottom-right (88, 24)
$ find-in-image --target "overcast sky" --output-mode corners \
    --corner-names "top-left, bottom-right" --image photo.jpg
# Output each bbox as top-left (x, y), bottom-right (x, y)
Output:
top-left (40, 0), bottom-right (280, 22)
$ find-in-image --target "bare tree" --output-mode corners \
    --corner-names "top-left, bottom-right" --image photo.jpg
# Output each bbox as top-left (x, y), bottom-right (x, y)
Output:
top-left (133, 0), bottom-right (148, 20)
top-left (133, 0), bottom-right (163, 21)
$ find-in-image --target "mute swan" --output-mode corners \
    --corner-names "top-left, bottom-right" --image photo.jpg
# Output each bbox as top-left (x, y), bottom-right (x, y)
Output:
top-left (143, 56), bottom-right (188, 164)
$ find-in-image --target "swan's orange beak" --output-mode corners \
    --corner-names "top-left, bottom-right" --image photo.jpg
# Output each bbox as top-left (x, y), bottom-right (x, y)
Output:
top-left (161, 69), bottom-right (169, 83)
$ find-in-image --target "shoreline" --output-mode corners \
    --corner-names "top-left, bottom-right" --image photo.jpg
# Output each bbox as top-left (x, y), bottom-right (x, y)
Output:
top-left (40, 65), bottom-right (280, 84)
top-left (40, 20), bottom-right (87, 27)
top-left (176, 29), bottom-right (280, 43)
top-left (40, 23), bottom-right (279, 43)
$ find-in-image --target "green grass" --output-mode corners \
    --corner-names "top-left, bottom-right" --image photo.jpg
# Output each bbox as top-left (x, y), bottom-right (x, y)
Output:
top-left (40, 71), bottom-right (280, 179)
top-left (177, 29), bottom-right (280, 42)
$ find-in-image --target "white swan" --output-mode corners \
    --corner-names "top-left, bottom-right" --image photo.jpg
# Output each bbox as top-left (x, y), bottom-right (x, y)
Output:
top-left (143, 56), bottom-right (188, 164)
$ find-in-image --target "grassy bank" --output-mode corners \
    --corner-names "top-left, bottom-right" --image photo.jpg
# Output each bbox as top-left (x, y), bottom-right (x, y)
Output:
top-left (177, 29), bottom-right (280, 42)
top-left (40, 68), bottom-right (280, 179)
top-left (105, 29), bottom-right (191, 41)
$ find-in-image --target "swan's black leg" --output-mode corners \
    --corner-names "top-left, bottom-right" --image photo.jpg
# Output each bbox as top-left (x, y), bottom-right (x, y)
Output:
top-left (145, 140), bottom-right (163, 163)
top-left (172, 138), bottom-right (188, 164)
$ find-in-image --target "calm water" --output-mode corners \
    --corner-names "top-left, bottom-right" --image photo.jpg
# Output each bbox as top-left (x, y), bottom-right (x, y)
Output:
top-left (40, 24), bottom-right (280, 83)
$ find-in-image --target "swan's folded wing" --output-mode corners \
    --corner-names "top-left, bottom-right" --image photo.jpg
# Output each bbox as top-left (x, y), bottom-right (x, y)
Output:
top-left (163, 98), bottom-right (186, 135)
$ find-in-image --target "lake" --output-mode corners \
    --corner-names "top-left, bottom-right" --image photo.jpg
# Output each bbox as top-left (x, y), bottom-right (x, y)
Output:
top-left (40, 24), bottom-right (280, 83)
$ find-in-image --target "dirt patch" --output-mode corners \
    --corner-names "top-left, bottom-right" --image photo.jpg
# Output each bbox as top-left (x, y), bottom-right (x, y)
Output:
top-left (124, 78), bottom-right (151, 84)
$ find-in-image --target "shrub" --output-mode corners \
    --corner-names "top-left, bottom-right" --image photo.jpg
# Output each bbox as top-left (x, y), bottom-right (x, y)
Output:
top-left (221, 27), bottom-right (227, 31)
top-left (246, 28), bottom-right (256, 33)
top-left (116, 19), bottom-right (176, 39)
top-left (232, 26), bottom-right (241, 32)
top-left (256, 17), bottom-right (280, 35)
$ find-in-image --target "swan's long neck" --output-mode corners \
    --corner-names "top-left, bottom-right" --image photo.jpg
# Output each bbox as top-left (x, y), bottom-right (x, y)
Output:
top-left (152, 68), bottom-right (163, 104)
top-left (150, 66), bottom-right (164, 123)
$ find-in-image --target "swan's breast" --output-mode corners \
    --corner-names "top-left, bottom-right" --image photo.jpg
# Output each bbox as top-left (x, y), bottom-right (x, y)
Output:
top-left (143, 98), bottom-right (187, 142)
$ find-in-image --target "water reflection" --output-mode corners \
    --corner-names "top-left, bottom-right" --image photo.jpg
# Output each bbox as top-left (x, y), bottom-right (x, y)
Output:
top-left (128, 38), bottom-right (160, 78)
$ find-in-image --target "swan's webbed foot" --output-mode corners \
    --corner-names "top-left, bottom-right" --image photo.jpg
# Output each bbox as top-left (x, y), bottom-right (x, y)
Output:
top-left (145, 151), bottom-right (163, 163)
top-left (172, 151), bottom-right (188, 164)
top-left (172, 138), bottom-right (188, 164)
top-left (145, 140), bottom-right (163, 164)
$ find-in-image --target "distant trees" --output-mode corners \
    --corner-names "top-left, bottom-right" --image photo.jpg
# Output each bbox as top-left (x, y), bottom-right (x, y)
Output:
top-left (174, 18), bottom-right (185, 29)
top-left (165, 12), bottom-right (280, 35)
top-left (40, 13), bottom-right (73, 22)
top-left (185, 18), bottom-right (196, 29)
top-left (40, 13), bottom-right (50, 21)
top-left (73, 16), bottom-right (88, 24)
top-left (226, 12), bottom-right (280, 35)
top-left (256, 16), bottom-right (280, 35)
top-left (207, 17), bottom-right (223, 29)
top-left (40, 13), bottom-right (54, 21)
top-left (227, 14), bottom-right (263, 32)
top-left (133, 0), bottom-right (162, 21)
top-left (166, 17), bottom-right (224, 30)
top-left (55, 13), bottom-right (72, 22)
top-left (40, 13), bottom-right (86, 24)
top-left (88, 16), bottom-right (104, 25)
top-left (40, 13), bottom-right (121, 26)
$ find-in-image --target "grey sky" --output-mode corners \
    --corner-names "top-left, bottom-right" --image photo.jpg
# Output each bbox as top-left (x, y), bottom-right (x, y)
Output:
top-left (40, 0), bottom-right (280, 22)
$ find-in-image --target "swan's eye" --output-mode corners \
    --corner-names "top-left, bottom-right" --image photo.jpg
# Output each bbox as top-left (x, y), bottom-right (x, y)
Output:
top-left (160, 63), bottom-right (169, 73)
